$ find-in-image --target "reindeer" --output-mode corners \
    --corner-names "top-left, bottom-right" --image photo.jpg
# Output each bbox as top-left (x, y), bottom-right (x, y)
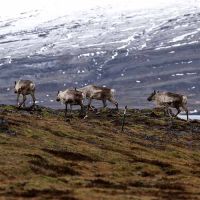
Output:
top-left (147, 90), bottom-right (189, 121)
top-left (14, 80), bottom-right (36, 108)
top-left (77, 85), bottom-right (118, 110)
top-left (56, 89), bottom-right (85, 118)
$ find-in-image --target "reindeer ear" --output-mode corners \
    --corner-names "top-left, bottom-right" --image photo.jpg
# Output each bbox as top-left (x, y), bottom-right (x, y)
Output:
top-left (153, 90), bottom-right (156, 93)
top-left (57, 90), bottom-right (60, 94)
top-left (14, 81), bottom-right (16, 85)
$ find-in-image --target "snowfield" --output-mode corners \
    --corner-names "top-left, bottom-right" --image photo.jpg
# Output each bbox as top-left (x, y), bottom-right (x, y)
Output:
top-left (0, 0), bottom-right (200, 110)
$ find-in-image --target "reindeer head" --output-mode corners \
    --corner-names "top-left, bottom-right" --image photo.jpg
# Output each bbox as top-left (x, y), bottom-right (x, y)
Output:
top-left (14, 81), bottom-right (22, 94)
top-left (14, 81), bottom-right (17, 93)
top-left (56, 91), bottom-right (61, 102)
top-left (147, 90), bottom-right (159, 101)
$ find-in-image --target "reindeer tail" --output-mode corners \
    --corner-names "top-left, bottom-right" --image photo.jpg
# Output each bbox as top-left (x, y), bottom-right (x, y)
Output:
top-left (30, 83), bottom-right (35, 91)
top-left (111, 89), bottom-right (116, 96)
top-left (182, 95), bottom-right (187, 104)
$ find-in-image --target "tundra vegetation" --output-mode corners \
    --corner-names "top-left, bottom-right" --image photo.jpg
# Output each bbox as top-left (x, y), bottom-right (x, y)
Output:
top-left (0, 105), bottom-right (200, 200)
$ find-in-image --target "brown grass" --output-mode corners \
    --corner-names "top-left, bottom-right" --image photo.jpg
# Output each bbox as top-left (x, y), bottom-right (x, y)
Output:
top-left (0, 105), bottom-right (200, 199)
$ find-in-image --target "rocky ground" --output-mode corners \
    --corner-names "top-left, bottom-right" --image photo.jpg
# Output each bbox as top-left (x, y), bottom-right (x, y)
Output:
top-left (0, 105), bottom-right (200, 199)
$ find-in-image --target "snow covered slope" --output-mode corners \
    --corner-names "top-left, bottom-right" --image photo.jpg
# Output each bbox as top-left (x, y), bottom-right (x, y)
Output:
top-left (0, 0), bottom-right (200, 111)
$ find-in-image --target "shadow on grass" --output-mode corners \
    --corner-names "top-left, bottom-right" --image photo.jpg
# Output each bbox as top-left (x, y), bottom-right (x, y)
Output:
top-left (26, 154), bottom-right (79, 177)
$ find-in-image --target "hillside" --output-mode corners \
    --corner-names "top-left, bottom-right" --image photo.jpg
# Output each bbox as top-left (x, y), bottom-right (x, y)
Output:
top-left (1, 2), bottom-right (200, 111)
top-left (0, 105), bottom-right (200, 199)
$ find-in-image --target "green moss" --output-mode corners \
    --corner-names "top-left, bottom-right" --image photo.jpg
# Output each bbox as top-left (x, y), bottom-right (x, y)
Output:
top-left (0, 104), bottom-right (16, 111)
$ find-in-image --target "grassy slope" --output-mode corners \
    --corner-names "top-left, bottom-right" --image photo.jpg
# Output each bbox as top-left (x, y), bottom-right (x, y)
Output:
top-left (1, 105), bottom-right (200, 199)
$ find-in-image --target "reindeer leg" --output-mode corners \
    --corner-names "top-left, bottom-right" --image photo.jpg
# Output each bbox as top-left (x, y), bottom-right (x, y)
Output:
top-left (19, 95), bottom-right (26, 108)
top-left (16, 93), bottom-right (20, 107)
top-left (108, 97), bottom-right (118, 110)
top-left (23, 95), bottom-right (27, 108)
top-left (174, 107), bottom-right (181, 118)
top-left (30, 92), bottom-right (36, 107)
top-left (164, 107), bottom-right (171, 117)
top-left (65, 104), bottom-right (68, 119)
top-left (163, 107), bottom-right (167, 116)
top-left (79, 102), bottom-right (85, 118)
top-left (164, 106), bottom-right (170, 117)
top-left (88, 98), bottom-right (93, 110)
top-left (186, 110), bottom-right (189, 121)
top-left (69, 104), bottom-right (72, 114)
top-left (78, 100), bottom-right (87, 118)
top-left (182, 105), bottom-right (189, 121)
top-left (102, 99), bottom-right (107, 108)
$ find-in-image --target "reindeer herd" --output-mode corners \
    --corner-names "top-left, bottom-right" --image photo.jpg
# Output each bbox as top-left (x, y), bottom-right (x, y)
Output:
top-left (13, 79), bottom-right (189, 121)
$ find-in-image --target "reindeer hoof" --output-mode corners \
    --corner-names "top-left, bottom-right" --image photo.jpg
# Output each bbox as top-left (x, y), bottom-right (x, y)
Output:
top-left (65, 118), bottom-right (71, 122)
top-left (83, 115), bottom-right (88, 119)
top-left (30, 104), bottom-right (36, 110)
